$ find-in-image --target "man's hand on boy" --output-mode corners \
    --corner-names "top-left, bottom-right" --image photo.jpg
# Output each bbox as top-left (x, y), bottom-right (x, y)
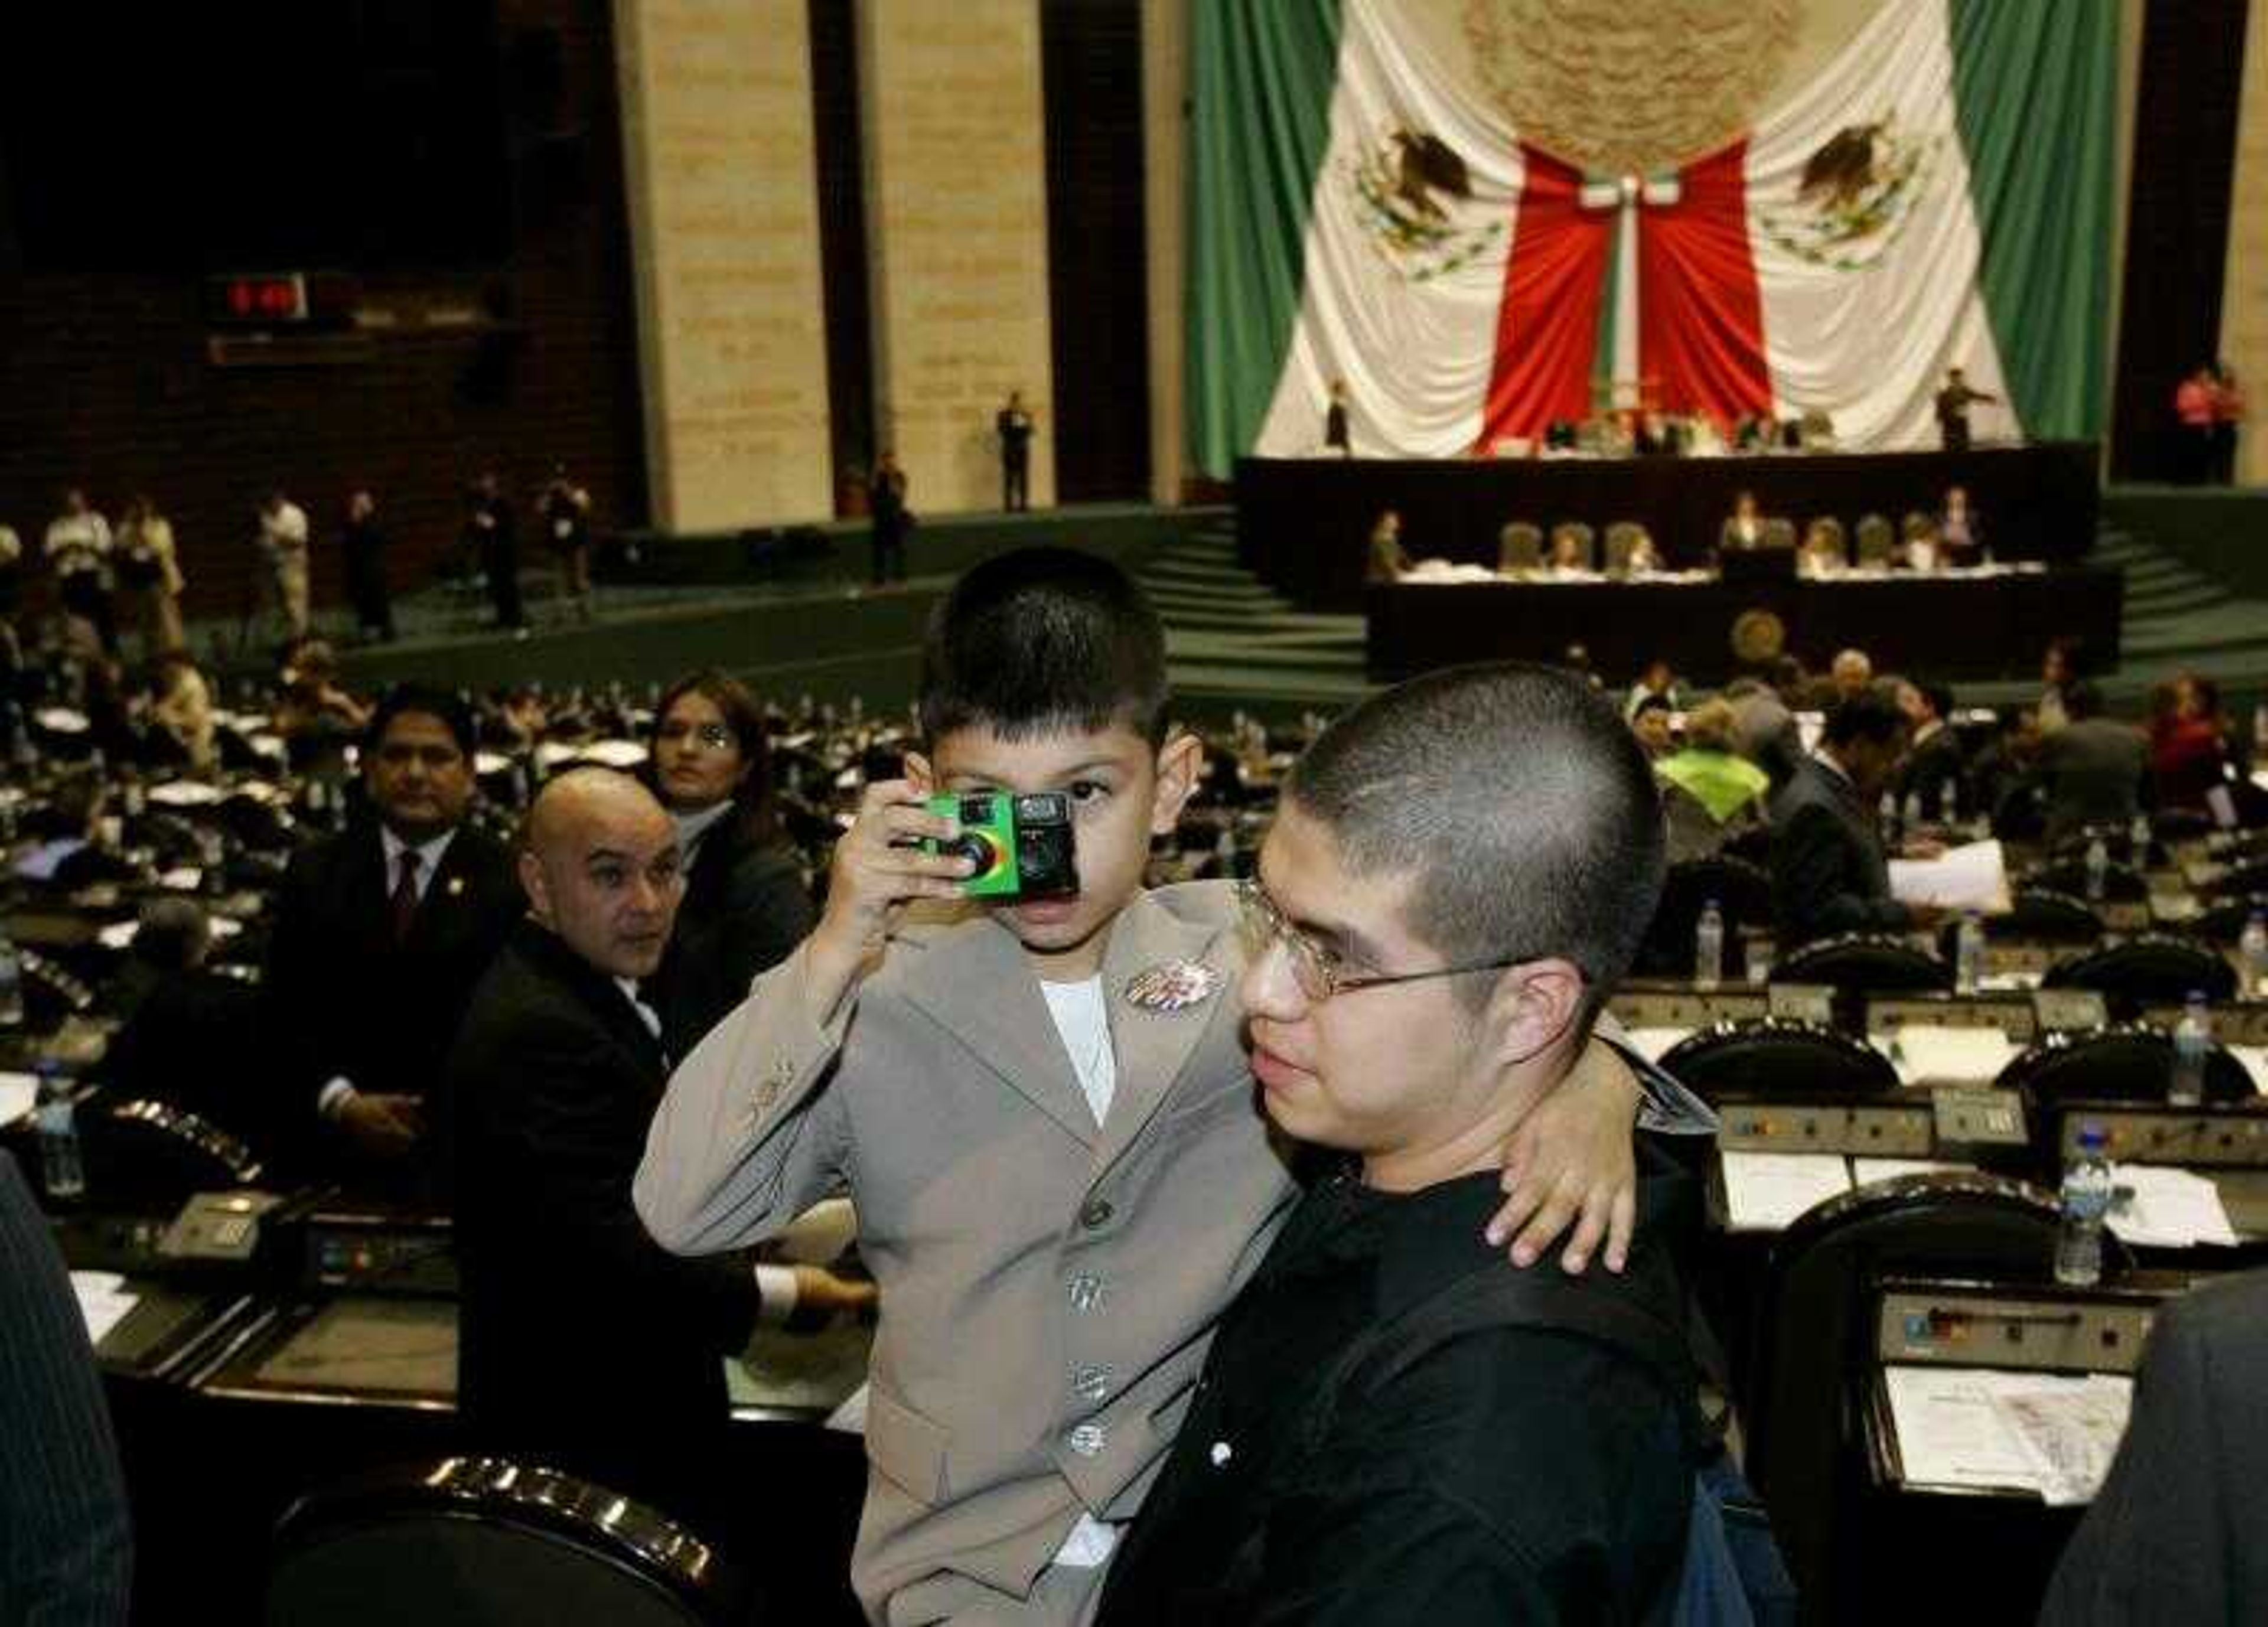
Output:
top-left (806, 779), bottom-right (975, 1018)
top-left (1485, 1036), bottom-right (1642, 1275)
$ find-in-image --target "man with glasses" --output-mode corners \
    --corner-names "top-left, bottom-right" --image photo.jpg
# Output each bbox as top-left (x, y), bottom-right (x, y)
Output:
top-left (1098, 662), bottom-right (1702, 1625)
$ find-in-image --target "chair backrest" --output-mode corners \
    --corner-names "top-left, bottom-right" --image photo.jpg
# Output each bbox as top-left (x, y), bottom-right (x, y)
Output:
top-left (1497, 521), bottom-right (1543, 572)
top-left (2189, 893), bottom-right (2268, 946)
top-left (1899, 510), bottom-right (1934, 542)
top-left (83, 1095), bottom-right (264, 1207)
top-left (1996, 1022), bottom-right (2256, 1110)
top-left (1659, 1018), bottom-right (1898, 1103)
top-left (2041, 935), bottom-right (2238, 1019)
top-left (1776, 932), bottom-right (1951, 993)
top-left (2206, 856), bottom-right (2268, 902)
top-left (1981, 886), bottom-right (2104, 945)
top-left (1745, 1174), bottom-right (2068, 1624)
top-left (1760, 517), bottom-right (1797, 551)
top-left (2029, 856), bottom-right (2148, 904)
top-left (266, 1458), bottom-right (748, 1627)
top-left (1852, 514), bottom-right (1895, 565)
top-left (1604, 522), bottom-right (1648, 575)
top-left (1637, 855), bottom-right (1774, 974)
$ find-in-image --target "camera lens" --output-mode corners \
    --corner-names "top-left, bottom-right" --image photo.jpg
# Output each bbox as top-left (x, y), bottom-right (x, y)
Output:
top-left (950, 832), bottom-right (999, 878)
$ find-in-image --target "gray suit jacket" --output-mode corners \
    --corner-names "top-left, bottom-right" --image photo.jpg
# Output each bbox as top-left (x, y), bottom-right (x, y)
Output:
top-left (2040, 1269), bottom-right (2268, 1625)
top-left (635, 881), bottom-right (1711, 1625)
top-left (2036, 719), bottom-right (2148, 843)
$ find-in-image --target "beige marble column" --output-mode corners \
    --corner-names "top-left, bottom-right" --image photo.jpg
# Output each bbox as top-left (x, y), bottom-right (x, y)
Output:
top-left (615, 0), bottom-right (834, 530)
top-left (1142, 0), bottom-right (1187, 505)
top-left (2224, 0), bottom-right (2268, 484)
top-left (858, 0), bottom-right (1055, 514)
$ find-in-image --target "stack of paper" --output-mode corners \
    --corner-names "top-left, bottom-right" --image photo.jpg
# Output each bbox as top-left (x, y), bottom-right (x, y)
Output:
top-left (1719, 1150), bottom-right (1853, 1231)
top-left (0, 1071), bottom-right (37, 1126)
top-left (1885, 1365), bottom-right (2133, 1505)
top-left (1889, 1025), bottom-right (2018, 1086)
top-left (1888, 839), bottom-right (2012, 914)
top-left (2107, 1164), bottom-right (2241, 1248)
top-left (69, 1271), bottom-right (139, 1345)
top-left (2227, 1045), bottom-right (2268, 1095)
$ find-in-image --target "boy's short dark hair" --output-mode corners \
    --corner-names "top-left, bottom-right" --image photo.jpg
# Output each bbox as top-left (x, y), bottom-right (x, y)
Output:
top-left (364, 684), bottom-right (476, 759)
top-left (920, 548), bottom-right (1169, 746)
top-left (1822, 692), bottom-right (1907, 749)
top-left (1285, 662), bottom-right (1667, 1020)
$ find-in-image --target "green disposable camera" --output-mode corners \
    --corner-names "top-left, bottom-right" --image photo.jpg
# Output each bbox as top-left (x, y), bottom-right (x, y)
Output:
top-left (924, 791), bottom-right (1078, 899)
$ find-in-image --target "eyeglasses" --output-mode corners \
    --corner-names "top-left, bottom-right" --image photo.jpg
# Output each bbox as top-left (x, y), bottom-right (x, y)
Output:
top-left (1234, 879), bottom-right (1570, 1004)
top-left (656, 720), bottom-right (736, 752)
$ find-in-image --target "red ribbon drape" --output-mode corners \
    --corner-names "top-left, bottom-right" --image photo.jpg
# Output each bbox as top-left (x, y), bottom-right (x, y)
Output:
top-left (1636, 141), bottom-right (1773, 425)
top-left (1476, 146), bottom-right (1613, 449)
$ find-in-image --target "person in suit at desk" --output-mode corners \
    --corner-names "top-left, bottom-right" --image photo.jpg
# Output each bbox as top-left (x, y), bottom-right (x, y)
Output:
top-left (0, 1149), bottom-right (132, 1625)
top-left (105, 898), bottom-right (261, 1139)
top-left (1893, 680), bottom-right (1967, 821)
top-left (2040, 1268), bottom-right (2268, 1625)
top-left (1936, 484), bottom-right (1984, 558)
top-left (452, 768), bottom-right (869, 1533)
top-left (2035, 681), bottom-right (2148, 843)
top-left (1716, 489), bottom-right (1773, 560)
top-left (1769, 692), bottom-right (1937, 946)
top-left (644, 670), bottom-right (817, 1056)
top-left (261, 685), bottom-right (523, 1184)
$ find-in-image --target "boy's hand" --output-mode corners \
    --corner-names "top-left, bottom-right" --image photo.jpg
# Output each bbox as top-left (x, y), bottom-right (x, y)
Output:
top-left (804, 779), bottom-right (973, 1017)
top-left (1484, 1036), bottom-right (1643, 1274)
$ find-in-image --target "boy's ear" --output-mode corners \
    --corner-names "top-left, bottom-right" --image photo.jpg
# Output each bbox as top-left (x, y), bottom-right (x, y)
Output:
top-left (903, 751), bottom-right (936, 795)
top-left (1149, 731), bottom-right (1204, 837)
top-left (1479, 958), bottom-right (1586, 1070)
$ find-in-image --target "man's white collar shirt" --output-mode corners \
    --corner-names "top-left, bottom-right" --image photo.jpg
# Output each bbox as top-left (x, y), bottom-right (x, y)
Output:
top-left (380, 825), bottom-right (458, 904)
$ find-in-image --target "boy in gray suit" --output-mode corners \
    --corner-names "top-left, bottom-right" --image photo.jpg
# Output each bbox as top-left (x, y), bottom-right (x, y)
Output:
top-left (637, 549), bottom-right (1707, 1625)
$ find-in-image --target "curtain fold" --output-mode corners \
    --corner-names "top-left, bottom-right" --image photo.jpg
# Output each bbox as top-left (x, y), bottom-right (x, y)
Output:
top-left (1479, 148), bottom-right (1612, 445)
top-left (1638, 142), bottom-right (1772, 425)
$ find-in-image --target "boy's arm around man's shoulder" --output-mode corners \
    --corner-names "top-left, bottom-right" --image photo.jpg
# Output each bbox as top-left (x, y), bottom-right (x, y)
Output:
top-left (635, 938), bottom-right (858, 1255)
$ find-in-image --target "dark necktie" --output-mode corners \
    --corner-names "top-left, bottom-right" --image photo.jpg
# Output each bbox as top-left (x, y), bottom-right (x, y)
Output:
top-left (391, 849), bottom-right (422, 944)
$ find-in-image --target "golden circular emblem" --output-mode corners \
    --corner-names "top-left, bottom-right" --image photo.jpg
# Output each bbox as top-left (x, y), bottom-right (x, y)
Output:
top-left (1731, 609), bottom-right (1785, 665)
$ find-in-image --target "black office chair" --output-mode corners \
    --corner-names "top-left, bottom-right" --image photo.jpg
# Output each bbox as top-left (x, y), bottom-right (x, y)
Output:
top-left (80, 1096), bottom-right (265, 1206)
top-left (1635, 855), bottom-right (1772, 977)
top-left (1744, 1173), bottom-right (2080, 1626)
top-left (1960, 886), bottom-right (2103, 948)
top-left (1660, 1018), bottom-right (1896, 1102)
top-left (266, 1458), bottom-right (750, 1627)
top-left (1777, 932), bottom-right (1951, 993)
top-left (2041, 934), bottom-right (2238, 1020)
top-left (2188, 893), bottom-right (2268, 947)
top-left (1996, 1022), bottom-right (2256, 1110)
top-left (1497, 521), bottom-right (1543, 573)
top-left (2205, 856), bottom-right (2268, 902)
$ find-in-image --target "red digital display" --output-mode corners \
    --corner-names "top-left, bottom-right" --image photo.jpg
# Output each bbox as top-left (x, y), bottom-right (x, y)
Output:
top-left (208, 273), bottom-right (311, 327)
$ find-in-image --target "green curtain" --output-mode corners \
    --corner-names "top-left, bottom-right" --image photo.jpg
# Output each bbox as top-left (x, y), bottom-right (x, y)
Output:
top-left (1949, 0), bottom-right (2121, 440)
top-left (1186, 0), bottom-right (1345, 479)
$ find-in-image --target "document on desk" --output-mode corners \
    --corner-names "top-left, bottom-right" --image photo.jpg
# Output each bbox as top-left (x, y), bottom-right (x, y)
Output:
top-left (2228, 1045), bottom-right (2268, 1095)
top-left (1888, 1025), bottom-right (2018, 1085)
top-left (1719, 1150), bottom-right (1852, 1231)
top-left (1621, 1028), bottom-right (1695, 1065)
top-left (2107, 1163), bottom-right (2241, 1248)
top-left (69, 1270), bottom-right (139, 1345)
top-left (0, 1071), bottom-right (37, 1125)
top-left (1888, 839), bottom-right (2012, 914)
top-left (1885, 1365), bottom-right (2133, 1505)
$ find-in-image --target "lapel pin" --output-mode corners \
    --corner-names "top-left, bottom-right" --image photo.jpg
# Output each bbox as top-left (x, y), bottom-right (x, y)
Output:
top-left (447, 876), bottom-right (465, 897)
top-left (1125, 959), bottom-right (1222, 1013)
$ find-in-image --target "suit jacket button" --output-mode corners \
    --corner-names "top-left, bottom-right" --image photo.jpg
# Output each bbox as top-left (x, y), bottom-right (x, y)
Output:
top-left (1078, 1197), bottom-right (1114, 1230)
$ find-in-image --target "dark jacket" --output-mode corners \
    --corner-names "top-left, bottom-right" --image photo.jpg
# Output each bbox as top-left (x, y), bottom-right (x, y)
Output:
top-left (1097, 1143), bottom-right (1698, 1627)
top-left (449, 921), bottom-right (760, 1524)
top-left (1768, 755), bottom-right (1909, 945)
top-left (104, 961), bottom-right (262, 1142)
top-left (1893, 723), bottom-right (1967, 820)
top-left (259, 821), bottom-right (522, 1169)
top-left (0, 1152), bottom-right (132, 1625)
top-left (650, 817), bottom-right (815, 1057)
top-left (2041, 1270), bottom-right (2268, 1625)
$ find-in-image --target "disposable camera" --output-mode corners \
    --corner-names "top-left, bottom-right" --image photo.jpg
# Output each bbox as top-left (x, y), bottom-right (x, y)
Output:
top-left (924, 791), bottom-right (1079, 900)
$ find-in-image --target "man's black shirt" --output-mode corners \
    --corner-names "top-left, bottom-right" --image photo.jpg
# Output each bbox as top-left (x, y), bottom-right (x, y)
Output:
top-left (1097, 1146), bottom-right (1698, 1626)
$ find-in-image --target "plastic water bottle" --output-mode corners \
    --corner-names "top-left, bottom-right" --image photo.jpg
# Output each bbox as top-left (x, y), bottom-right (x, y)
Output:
top-left (2083, 836), bottom-right (2109, 902)
top-left (2054, 1124), bottom-right (2113, 1287)
top-left (1937, 779), bottom-right (1959, 828)
top-left (2129, 811), bottom-right (2152, 863)
top-left (1695, 900), bottom-right (1724, 990)
top-left (35, 1062), bottom-right (84, 1201)
top-left (0, 928), bottom-right (22, 1028)
top-left (1902, 791), bottom-right (1924, 835)
top-left (2241, 911), bottom-right (2268, 999)
top-left (1954, 913), bottom-right (1984, 993)
top-left (2170, 993), bottom-right (2212, 1107)
top-left (1878, 791), bottom-right (1899, 843)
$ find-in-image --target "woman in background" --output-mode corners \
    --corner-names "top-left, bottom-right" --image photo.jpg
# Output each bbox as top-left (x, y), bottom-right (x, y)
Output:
top-left (644, 670), bottom-right (816, 1054)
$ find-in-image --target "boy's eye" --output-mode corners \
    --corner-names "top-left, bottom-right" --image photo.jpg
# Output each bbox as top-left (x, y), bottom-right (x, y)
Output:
top-left (1067, 780), bottom-right (1108, 803)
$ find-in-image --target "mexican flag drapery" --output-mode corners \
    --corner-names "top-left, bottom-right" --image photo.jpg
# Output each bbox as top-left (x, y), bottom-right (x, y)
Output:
top-left (1188, 0), bottom-right (2118, 474)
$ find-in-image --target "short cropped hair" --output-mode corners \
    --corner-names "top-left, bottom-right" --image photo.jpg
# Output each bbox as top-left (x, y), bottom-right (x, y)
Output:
top-left (1285, 663), bottom-right (1667, 1018)
top-left (1821, 692), bottom-right (1907, 749)
top-left (1918, 681), bottom-right (1955, 723)
top-left (920, 548), bottom-right (1169, 745)
top-left (364, 683), bottom-right (476, 759)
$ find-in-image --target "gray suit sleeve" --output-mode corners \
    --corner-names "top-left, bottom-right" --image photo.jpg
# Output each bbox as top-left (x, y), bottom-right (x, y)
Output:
top-left (2038, 1298), bottom-right (2231, 1626)
top-left (1594, 1012), bottom-right (1718, 1136)
top-left (0, 1153), bottom-right (132, 1626)
top-left (635, 941), bottom-right (856, 1254)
